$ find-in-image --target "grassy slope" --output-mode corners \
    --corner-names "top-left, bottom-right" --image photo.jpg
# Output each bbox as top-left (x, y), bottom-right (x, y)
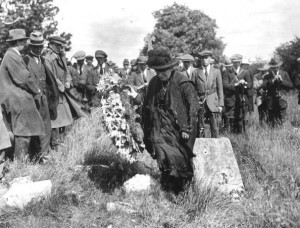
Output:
top-left (1, 93), bottom-right (300, 228)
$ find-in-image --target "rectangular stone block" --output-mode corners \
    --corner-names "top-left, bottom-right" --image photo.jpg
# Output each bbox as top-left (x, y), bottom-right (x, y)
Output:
top-left (0, 112), bottom-right (11, 150)
top-left (193, 137), bottom-right (244, 195)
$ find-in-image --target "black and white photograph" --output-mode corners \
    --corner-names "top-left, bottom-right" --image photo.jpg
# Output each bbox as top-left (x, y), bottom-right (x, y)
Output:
top-left (0, 0), bottom-right (300, 227)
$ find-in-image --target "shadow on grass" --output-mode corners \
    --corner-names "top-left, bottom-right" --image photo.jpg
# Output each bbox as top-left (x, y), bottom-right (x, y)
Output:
top-left (84, 146), bottom-right (157, 193)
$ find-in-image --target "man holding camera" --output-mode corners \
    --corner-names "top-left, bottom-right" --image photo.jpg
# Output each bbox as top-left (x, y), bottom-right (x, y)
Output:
top-left (261, 59), bottom-right (293, 126)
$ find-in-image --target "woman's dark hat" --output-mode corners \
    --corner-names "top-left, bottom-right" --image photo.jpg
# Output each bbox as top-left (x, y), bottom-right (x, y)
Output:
top-left (146, 47), bottom-right (178, 70)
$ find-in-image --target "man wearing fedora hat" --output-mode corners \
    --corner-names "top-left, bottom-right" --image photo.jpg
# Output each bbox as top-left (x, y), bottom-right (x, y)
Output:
top-left (253, 64), bottom-right (270, 124)
top-left (44, 35), bottom-right (74, 150)
top-left (0, 29), bottom-right (46, 160)
top-left (86, 50), bottom-right (109, 107)
top-left (179, 54), bottom-right (196, 79)
top-left (261, 58), bottom-right (293, 126)
top-left (191, 50), bottom-right (224, 138)
top-left (23, 31), bottom-right (59, 159)
top-left (127, 47), bottom-right (198, 193)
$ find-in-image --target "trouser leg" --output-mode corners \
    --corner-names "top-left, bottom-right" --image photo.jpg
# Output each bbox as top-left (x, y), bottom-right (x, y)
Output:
top-left (50, 128), bottom-right (60, 150)
top-left (14, 136), bottom-right (31, 160)
top-left (210, 112), bottom-right (219, 138)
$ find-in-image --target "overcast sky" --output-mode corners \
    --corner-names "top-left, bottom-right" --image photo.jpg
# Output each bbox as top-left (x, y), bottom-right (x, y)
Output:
top-left (53, 0), bottom-right (300, 66)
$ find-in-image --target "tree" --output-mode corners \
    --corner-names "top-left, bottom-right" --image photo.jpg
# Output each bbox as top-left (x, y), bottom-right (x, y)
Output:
top-left (141, 3), bottom-right (225, 62)
top-left (275, 36), bottom-right (300, 76)
top-left (0, 0), bottom-right (72, 58)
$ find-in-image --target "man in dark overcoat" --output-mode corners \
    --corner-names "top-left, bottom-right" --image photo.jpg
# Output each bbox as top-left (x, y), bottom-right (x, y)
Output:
top-left (23, 31), bottom-right (59, 159)
top-left (222, 58), bottom-right (237, 132)
top-left (44, 36), bottom-right (73, 149)
top-left (0, 29), bottom-right (45, 160)
top-left (261, 59), bottom-right (293, 126)
top-left (191, 50), bottom-right (224, 138)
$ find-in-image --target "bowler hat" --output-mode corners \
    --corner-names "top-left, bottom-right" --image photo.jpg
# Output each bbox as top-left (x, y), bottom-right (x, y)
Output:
top-left (147, 47), bottom-right (178, 71)
top-left (199, 50), bottom-right (213, 57)
top-left (73, 50), bottom-right (86, 60)
top-left (48, 36), bottom-right (66, 45)
top-left (268, 58), bottom-right (282, 68)
top-left (180, 54), bottom-right (194, 61)
top-left (137, 56), bottom-right (148, 64)
top-left (257, 64), bottom-right (270, 71)
top-left (130, 59), bottom-right (137, 66)
top-left (230, 54), bottom-right (243, 62)
top-left (95, 50), bottom-right (107, 58)
top-left (28, 31), bottom-right (45, 46)
top-left (123, 59), bottom-right (129, 65)
top-left (223, 57), bottom-right (233, 67)
top-left (85, 55), bottom-right (94, 60)
top-left (6, 29), bottom-right (28, 42)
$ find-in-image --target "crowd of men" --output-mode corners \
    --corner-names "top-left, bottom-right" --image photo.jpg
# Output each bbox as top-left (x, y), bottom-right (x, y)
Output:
top-left (0, 28), bottom-right (299, 193)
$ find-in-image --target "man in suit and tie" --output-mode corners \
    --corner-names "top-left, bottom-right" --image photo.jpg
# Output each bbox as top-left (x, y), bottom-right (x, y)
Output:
top-left (191, 50), bottom-right (224, 138)
top-left (86, 50), bottom-right (109, 106)
top-left (23, 31), bottom-right (59, 160)
top-left (179, 54), bottom-right (195, 79)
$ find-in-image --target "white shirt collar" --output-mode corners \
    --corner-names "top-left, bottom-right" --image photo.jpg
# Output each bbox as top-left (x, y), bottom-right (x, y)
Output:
top-left (12, 47), bottom-right (21, 56)
top-left (204, 64), bottom-right (211, 73)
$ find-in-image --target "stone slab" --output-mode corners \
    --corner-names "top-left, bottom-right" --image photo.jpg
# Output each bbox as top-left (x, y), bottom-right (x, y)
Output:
top-left (0, 180), bottom-right (52, 209)
top-left (193, 137), bottom-right (244, 195)
top-left (0, 112), bottom-right (11, 151)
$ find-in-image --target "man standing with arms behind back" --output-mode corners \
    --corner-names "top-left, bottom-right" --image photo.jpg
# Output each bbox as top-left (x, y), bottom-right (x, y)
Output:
top-left (191, 50), bottom-right (224, 138)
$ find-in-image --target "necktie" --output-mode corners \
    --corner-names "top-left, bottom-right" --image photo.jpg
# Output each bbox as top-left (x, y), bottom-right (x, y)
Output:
top-left (205, 67), bottom-right (208, 81)
top-left (79, 66), bottom-right (82, 75)
top-left (100, 66), bottom-right (103, 75)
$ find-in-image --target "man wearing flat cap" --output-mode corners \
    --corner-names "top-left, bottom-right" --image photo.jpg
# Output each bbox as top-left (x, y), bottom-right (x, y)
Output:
top-left (131, 56), bottom-right (156, 89)
top-left (69, 50), bottom-right (90, 102)
top-left (126, 47), bottom-right (198, 193)
top-left (0, 29), bottom-right (45, 160)
top-left (44, 35), bottom-right (74, 150)
top-left (229, 54), bottom-right (253, 133)
top-left (191, 50), bottom-right (224, 138)
top-left (86, 50), bottom-right (109, 107)
top-left (22, 31), bottom-right (59, 160)
top-left (85, 55), bottom-right (94, 69)
top-left (261, 58), bottom-right (292, 126)
top-left (179, 54), bottom-right (196, 79)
